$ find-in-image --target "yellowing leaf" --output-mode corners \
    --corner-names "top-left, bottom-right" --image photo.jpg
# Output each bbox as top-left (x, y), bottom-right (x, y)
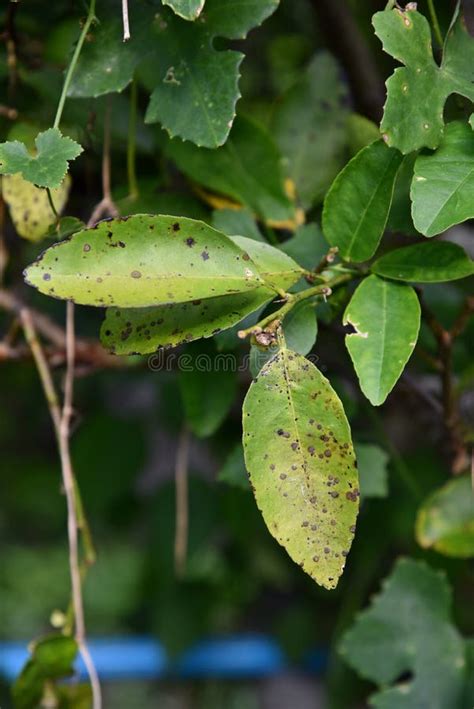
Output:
top-left (2, 174), bottom-right (70, 242)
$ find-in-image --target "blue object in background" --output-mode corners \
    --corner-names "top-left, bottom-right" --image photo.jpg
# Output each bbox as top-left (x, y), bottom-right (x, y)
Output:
top-left (0, 635), bottom-right (327, 683)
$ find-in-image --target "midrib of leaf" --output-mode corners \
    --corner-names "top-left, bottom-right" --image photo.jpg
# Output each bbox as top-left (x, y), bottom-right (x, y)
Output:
top-left (421, 160), bottom-right (474, 233)
top-left (346, 152), bottom-right (398, 257)
top-left (280, 348), bottom-right (309, 495)
top-left (374, 280), bottom-right (388, 402)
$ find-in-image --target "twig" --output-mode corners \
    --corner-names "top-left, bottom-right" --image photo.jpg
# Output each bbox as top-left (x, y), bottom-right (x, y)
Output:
top-left (174, 427), bottom-right (190, 577)
top-left (427, 0), bottom-right (444, 48)
top-left (5, 1), bottom-right (19, 95)
top-left (314, 246), bottom-right (339, 275)
top-left (0, 196), bottom-right (8, 286)
top-left (20, 306), bottom-right (102, 708)
top-left (122, 0), bottom-right (131, 41)
top-left (87, 97), bottom-right (119, 227)
top-left (127, 79), bottom-right (139, 200)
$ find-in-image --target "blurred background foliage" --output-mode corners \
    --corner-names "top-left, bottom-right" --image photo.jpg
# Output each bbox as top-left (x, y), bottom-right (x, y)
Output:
top-left (0, 0), bottom-right (473, 707)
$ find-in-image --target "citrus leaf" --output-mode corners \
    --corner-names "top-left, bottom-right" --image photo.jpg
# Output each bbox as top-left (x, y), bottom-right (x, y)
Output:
top-left (217, 444), bottom-right (249, 491)
top-left (340, 558), bottom-right (468, 709)
top-left (322, 141), bottom-right (402, 262)
top-left (163, 0), bottom-right (205, 21)
top-left (0, 128), bottom-right (82, 189)
top-left (228, 235), bottom-right (303, 290)
top-left (2, 173), bottom-right (70, 242)
top-left (411, 121), bottom-right (474, 236)
top-left (242, 347), bottom-right (358, 590)
top-left (281, 301), bottom-right (318, 356)
top-left (211, 207), bottom-right (265, 242)
top-left (272, 52), bottom-right (349, 208)
top-left (279, 223), bottom-right (329, 271)
top-left (416, 475), bottom-right (474, 558)
top-left (373, 7), bottom-right (474, 153)
top-left (164, 116), bottom-right (297, 225)
top-left (101, 287), bottom-right (274, 355)
top-left (24, 215), bottom-right (267, 307)
top-left (343, 275), bottom-right (420, 406)
top-left (372, 241), bottom-right (474, 283)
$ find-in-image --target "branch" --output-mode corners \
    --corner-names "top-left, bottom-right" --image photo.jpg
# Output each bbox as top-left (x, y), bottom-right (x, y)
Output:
top-left (174, 427), bottom-right (190, 577)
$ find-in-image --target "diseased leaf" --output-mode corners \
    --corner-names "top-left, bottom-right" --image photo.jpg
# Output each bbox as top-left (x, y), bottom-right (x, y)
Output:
top-left (416, 475), bottom-right (474, 558)
top-left (2, 173), bottom-right (70, 242)
top-left (372, 241), bottom-right (474, 283)
top-left (101, 288), bottom-right (274, 355)
top-left (228, 235), bottom-right (303, 291)
top-left (0, 128), bottom-right (82, 189)
top-left (322, 141), bottom-right (402, 262)
top-left (343, 275), bottom-right (420, 406)
top-left (340, 558), bottom-right (468, 709)
top-left (164, 116), bottom-right (297, 225)
top-left (272, 52), bottom-right (349, 208)
top-left (163, 0), bottom-right (205, 21)
top-left (242, 347), bottom-right (359, 590)
top-left (411, 121), bottom-right (474, 236)
top-left (355, 443), bottom-right (389, 499)
top-left (373, 7), bottom-right (474, 153)
top-left (24, 215), bottom-right (268, 308)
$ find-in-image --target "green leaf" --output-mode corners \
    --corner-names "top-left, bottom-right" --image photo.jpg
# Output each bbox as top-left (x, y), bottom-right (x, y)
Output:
top-left (24, 215), bottom-right (270, 308)
top-left (281, 301), bottom-right (318, 355)
top-left (228, 235), bottom-right (303, 291)
top-left (179, 344), bottom-right (238, 437)
top-left (70, 0), bottom-right (279, 147)
top-left (217, 443), bottom-right (250, 490)
top-left (163, 0), bottom-right (205, 21)
top-left (411, 121), bottom-right (474, 236)
top-left (211, 208), bottom-right (265, 242)
top-left (144, 0), bottom-right (279, 146)
top-left (372, 241), bottom-right (474, 283)
top-left (13, 634), bottom-right (78, 709)
top-left (279, 223), bottom-right (329, 271)
top-left (355, 443), bottom-right (389, 499)
top-left (101, 288), bottom-right (274, 355)
top-left (242, 347), bottom-right (359, 589)
top-left (272, 52), bottom-right (349, 208)
top-left (343, 275), bottom-right (420, 406)
top-left (0, 128), bottom-right (82, 189)
top-left (322, 141), bottom-right (402, 262)
top-left (416, 475), bottom-right (474, 558)
top-left (340, 558), bottom-right (468, 708)
top-left (164, 116), bottom-right (296, 225)
top-left (373, 7), bottom-right (474, 153)
top-left (347, 113), bottom-right (380, 156)
top-left (386, 153), bottom-right (418, 235)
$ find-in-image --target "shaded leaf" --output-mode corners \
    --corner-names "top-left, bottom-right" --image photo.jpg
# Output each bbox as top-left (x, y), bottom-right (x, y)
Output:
top-left (279, 223), bottom-right (329, 271)
top-left (282, 301), bottom-right (317, 355)
top-left (0, 128), bottom-right (82, 189)
top-left (24, 215), bottom-right (269, 308)
top-left (242, 347), bottom-right (358, 589)
top-left (340, 558), bottom-right (467, 708)
top-left (165, 116), bottom-right (297, 225)
top-left (163, 0), bottom-right (205, 21)
top-left (372, 241), bottom-right (474, 283)
top-left (217, 444), bottom-right (250, 490)
top-left (322, 141), bottom-right (402, 262)
top-left (355, 443), bottom-right (389, 499)
top-left (343, 275), bottom-right (420, 406)
top-left (211, 207), bottom-right (265, 242)
top-left (387, 153), bottom-right (418, 235)
top-left (272, 52), bottom-right (349, 208)
top-left (347, 113), bottom-right (380, 156)
top-left (101, 288), bottom-right (274, 355)
top-left (373, 7), bottom-right (474, 153)
top-left (416, 475), bottom-right (474, 558)
top-left (2, 173), bottom-right (70, 242)
top-left (411, 121), bottom-right (474, 236)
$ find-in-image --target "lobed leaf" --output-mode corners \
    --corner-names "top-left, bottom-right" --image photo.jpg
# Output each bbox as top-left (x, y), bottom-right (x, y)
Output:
top-left (372, 241), bottom-right (474, 283)
top-left (343, 275), bottom-right (420, 406)
top-left (340, 558), bottom-right (468, 708)
top-left (242, 347), bottom-right (359, 589)
top-left (163, 0), bottom-right (205, 21)
top-left (0, 128), bottom-right (82, 189)
top-left (322, 141), bottom-right (402, 263)
top-left (373, 7), bottom-right (474, 153)
top-left (411, 121), bottom-right (474, 236)
top-left (416, 475), bottom-right (474, 558)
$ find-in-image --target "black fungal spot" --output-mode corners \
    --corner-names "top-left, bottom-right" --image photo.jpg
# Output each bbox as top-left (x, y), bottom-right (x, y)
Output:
top-left (201, 250), bottom-right (210, 261)
top-left (277, 429), bottom-right (290, 438)
top-left (83, 244), bottom-right (91, 252)
top-left (131, 270), bottom-right (142, 279)
top-left (43, 273), bottom-right (51, 281)
top-left (185, 237), bottom-right (196, 247)
top-left (172, 222), bottom-right (180, 231)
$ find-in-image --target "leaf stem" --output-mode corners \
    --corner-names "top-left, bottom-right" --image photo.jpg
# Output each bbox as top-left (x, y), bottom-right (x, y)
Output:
top-left (174, 426), bottom-right (190, 577)
top-left (238, 273), bottom-right (352, 338)
top-left (127, 79), bottom-right (139, 199)
top-left (427, 0), bottom-right (444, 48)
top-left (53, 0), bottom-right (96, 130)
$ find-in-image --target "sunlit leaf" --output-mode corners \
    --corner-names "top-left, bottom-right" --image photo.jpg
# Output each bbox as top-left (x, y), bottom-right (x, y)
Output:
top-left (163, 0), bottom-right (205, 21)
